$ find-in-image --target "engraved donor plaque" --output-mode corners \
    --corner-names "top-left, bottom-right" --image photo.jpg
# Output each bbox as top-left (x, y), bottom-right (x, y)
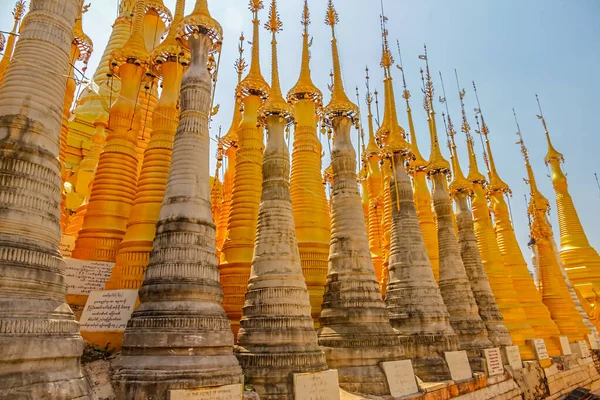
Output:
top-left (559, 336), bottom-right (572, 356)
top-left (169, 383), bottom-right (243, 399)
top-left (528, 339), bottom-right (549, 361)
top-left (293, 370), bottom-right (340, 400)
top-left (80, 290), bottom-right (138, 332)
top-left (444, 351), bottom-right (472, 381)
top-left (578, 340), bottom-right (591, 358)
top-left (381, 360), bottom-right (419, 397)
top-left (64, 257), bottom-right (114, 295)
top-left (483, 348), bottom-right (504, 376)
top-left (505, 346), bottom-right (523, 370)
top-left (587, 334), bottom-right (599, 350)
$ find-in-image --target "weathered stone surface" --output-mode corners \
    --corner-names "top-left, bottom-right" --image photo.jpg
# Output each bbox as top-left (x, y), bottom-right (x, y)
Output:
top-left (112, 14), bottom-right (242, 398)
top-left (318, 116), bottom-right (405, 396)
top-left (431, 174), bottom-right (492, 364)
top-left (455, 192), bottom-right (512, 349)
top-left (509, 361), bottom-right (548, 400)
top-left (0, 0), bottom-right (90, 398)
top-left (385, 153), bottom-right (459, 381)
top-left (234, 11), bottom-right (328, 397)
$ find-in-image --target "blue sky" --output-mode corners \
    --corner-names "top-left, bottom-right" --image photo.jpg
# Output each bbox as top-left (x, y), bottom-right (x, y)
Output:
top-left (1, 0), bottom-right (599, 267)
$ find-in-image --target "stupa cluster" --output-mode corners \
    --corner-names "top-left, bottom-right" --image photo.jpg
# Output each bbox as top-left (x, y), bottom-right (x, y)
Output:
top-left (1, 0), bottom-right (600, 399)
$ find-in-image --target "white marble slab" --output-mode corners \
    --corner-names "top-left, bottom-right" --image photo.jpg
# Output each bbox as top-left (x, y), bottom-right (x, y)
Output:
top-left (528, 338), bottom-right (549, 360)
top-left (381, 360), bottom-right (419, 397)
top-left (587, 334), bottom-right (599, 350)
top-left (559, 336), bottom-right (572, 355)
top-left (293, 369), bottom-right (340, 400)
top-left (444, 351), bottom-right (472, 381)
top-left (64, 257), bottom-right (114, 295)
top-left (505, 346), bottom-right (523, 370)
top-left (80, 290), bottom-right (138, 332)
top-left (169, 384), bottom-right (243, 399)
top-left (483, 348), bottom-right (504, 376)
top-left (579, 340), bottom-right (591, 358)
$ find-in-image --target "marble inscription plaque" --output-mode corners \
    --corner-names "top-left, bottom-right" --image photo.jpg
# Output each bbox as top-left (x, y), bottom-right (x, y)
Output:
top-left (293, 370), bottom-right (340, 400)
top-left (444, 351), bottom-right (472, 381)
top-left (80, 290), bottom-right (138, 332)
top-left (381, 360), bottom-right (419, 397)
top-left (528, 339), bottom-right (549, 360)
top-left (559, 336), bottom-right (572, 355)
top-left (579, 340), bottom-right (591, 358)
top-left (64, 257), bottom-right (114, 295)
top-left (483, 348), bottom-right (504, 376)
top-left (169, 384), bottom-right (242, 399)
top-left (587, 334), bottom-right (599, 350)
top-left (505, 346), bottom-right (522, 370)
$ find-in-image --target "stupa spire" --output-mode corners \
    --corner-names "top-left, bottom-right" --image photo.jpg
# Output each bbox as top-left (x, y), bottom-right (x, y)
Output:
top-left (235, 5), bottom-right (328, 395)
top-left (465, 107), bottom-right (539, 360)
top-left (451, 70), bottom-right (513, 348)
top-left (376, 11), bottom-right (458, 381)
top-left (397, 40), bottom-right (426, 168)
top-left (317, 2), bottom-right (405, 394)
top-left (0, 0), bottom-right (26, 86)
top-left (257, 0), bottom-right (292, 124)
top-left (421, 46), bottom-right (450, 175)
top-left (536, 95), bottom-right (564, 164)
top-left (287, 0), bottom-right (322, 104)
top-left (425, 66), bottom-right (492, 366)
top-left (375, 19), bottom-right (409, 153)
top-left (238, 0), bottom-right (269, 99)
top-left (322, 0), bottom-right (358, 120)
top-left (535, 95), bottom-right (600, 302)
top-left (440, 72), bottom-right (469, 194)
top-left (286, 1), bottom-right (329, 324)
top-left (0, 0), bottom-right (91, 395)
top-left (516, 115), bottom-right (590, 342)
top-left (363, 67), bottom-right (386, 291)
top-left (103, 0), bottom-right (189, 300)
top-left (114, 1), bottom-right (243, 395)
top-left (475, 88), bottom-right (564, 357)
top-left (395, 42), bottom-right (439, 281)
top-left (71, 0), bottom-right (152, 267)
top-left (220, 0), bottom-right (269, 337)
top-left (473, 81), bottom-right (510, 193)
top-left (216, 33), bottom-right (246, 254)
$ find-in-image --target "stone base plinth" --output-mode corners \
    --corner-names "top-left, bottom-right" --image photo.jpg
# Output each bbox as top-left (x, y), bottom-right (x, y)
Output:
top-left (398, 334), bottom-right (459, 382)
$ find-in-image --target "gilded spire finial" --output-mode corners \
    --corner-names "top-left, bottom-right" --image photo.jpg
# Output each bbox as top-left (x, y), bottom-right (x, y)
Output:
top-left (235, 33), bottom-right (248, 83)
top-left (473, 81), bottom-right (510, 194)
top-left (111, 0), bottom-right (150, 72)
top-left (12, 0), bottom-right (26, 23)
top-left (73, 2), bottom-right (93, 67)
top-left (287, 0), bottom-right (322, 104)
top-left (454, 70), bottom-right (485, 184)
top-left (152, 0), bottom-right (189, 69)
top-left (420, 47), bottom-right (450, 174)
top-left (440, 72), bottom-right (470, 193)
top-left (515, 109), bottom-right (548, 211)
top-left (373, 5), bottom-right (408, 156)
top-left (394, 41), bottom-right (425, 170)
top-left (535, 94), bottom-right (564, 165)
top-left (0, 0), bottom-right (26, 77)
top-left (322, 0), bottom-right (359, 123)
top-left (364, 66), bottom-right (380, 157)
top-left (238, 0), bottom-right (270, 99)
top-left (467, 115), bottom-right (487, 185)
top-left (258, 0), bottom-right (293, 126)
